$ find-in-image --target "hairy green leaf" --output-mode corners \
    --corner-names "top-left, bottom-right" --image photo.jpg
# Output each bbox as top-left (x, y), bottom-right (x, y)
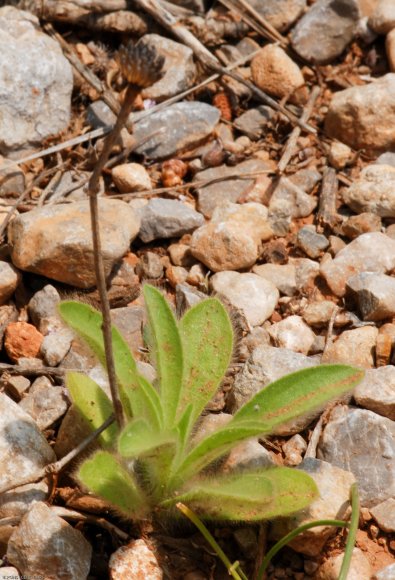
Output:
top-left (233, 364), bottom-right (364, 432)
top-left (66, 372), bottom-right (117, 448)
top-left (165, 468), bottom-right (318, 520)
top-left (78, 451), bottom-right (147, 517)
top-left (118, 417), bottom-right (176, 458)
top-left (143, 285), bottom-right (183, 428)
top-left (59, 301), bottom-right (162, 428)
top-left (178, 298), bottom-right (233, 431)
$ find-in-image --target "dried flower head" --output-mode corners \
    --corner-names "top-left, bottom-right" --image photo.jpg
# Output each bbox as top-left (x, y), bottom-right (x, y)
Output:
top-left (116, 41), bottom-right (165, 89)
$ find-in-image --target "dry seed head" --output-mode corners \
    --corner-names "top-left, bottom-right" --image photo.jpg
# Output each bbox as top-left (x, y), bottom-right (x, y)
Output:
top-left (116, 41), bottom-right (165, 89)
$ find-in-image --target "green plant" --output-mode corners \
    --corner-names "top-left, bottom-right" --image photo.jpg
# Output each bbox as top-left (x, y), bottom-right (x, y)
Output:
top-left (59, 285), bottom-right (364, 521)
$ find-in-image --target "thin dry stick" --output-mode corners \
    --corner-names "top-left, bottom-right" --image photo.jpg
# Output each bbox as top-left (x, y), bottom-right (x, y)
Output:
top-left (277, 86), bottom-right (320, 173)
top-left (217, 0), bottom-right (281, 45)
top-left (234, 0), bottom-right (288, 45)
top-left (51, 506), bottom-right (129, 540)
top-left (87, 84), bottom-right (139, 429)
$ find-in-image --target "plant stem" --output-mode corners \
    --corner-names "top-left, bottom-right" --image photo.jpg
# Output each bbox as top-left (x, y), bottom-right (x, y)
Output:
top-left (256, 519), bottom-right (350, 579)
top-left (87, 84), bottom-right (139, 429)
top-left (176, 503), bottom-right (248, 580)
top-left (338, 483), bottom-right (360, 580)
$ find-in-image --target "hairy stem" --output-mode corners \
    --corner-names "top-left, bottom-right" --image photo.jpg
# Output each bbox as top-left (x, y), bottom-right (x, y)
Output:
top-left (87, 84), bottom-right (139, 428)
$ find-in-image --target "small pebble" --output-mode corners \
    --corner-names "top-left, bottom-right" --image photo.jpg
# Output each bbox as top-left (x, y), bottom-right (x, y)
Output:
top-left (4, 322), bottom-right (44, 362)
top-left (112, 163), bottom-right (152, 193)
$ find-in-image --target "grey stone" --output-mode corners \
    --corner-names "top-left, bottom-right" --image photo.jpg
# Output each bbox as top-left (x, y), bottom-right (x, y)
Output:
top-left (110, 306), bottom-right (145, 357)
top-left (342, 164), bottom-right (395, 217)
top-left (354, 366), bottom-right (395, 420)
top-left (195, 158), bottom-right (272, 218)
top-left (8, 199), bottom-right (140, 288)
top-left (0, 481), bottom-right (48, 518)
top-left (268, 315), bottom-right (316, 355)
top-left (370, 498), bottom-right (395, 532)
top-left (374, 563), bottom-right (395, 580)
top-left (248, 0), bottom-right (306, 32)
top-left (268, 177), bottom-right (317, 234)
top-left (0, 7), bottom-right (73, 154)
top-left (0, 158), bottom-right (25, 196)
top-left (0, 393), bottom-right (56, 491)
top-left (229, 345), bottom-right (317, 434)
top-left (7, 502), bottom-right (92, 580)
top-left (210, 271), bottom-right (279, 327)
top-left (317, 405), bottom-right (395, 507)
top-left (290, 0), bottom-right (360, 64)
top-left (271, 458), bottom-right (355, 556)
top-left (346, 272), bottom-right (395, 321)
top-left (376, 151), bottom-right (395, 166)
top-left (40, 328), bottom-right (73, 367)
top-left (233, 106), bottom-right (275, 140)
top-left (28, 285), bottom-right (61, 334)
top-left (136, 251), bottom-right (164, 279)
top-left (133, 102), bottom-right (220, 160)
top-left (292, 257), bottom-right (320, 292)
top-left (320, 232), bottom-right (395, 297)
top-left (175, 283), bottom-right (206, 317)
top-left (0, 261), bottom-right (20, 306)
top-left (369, 0), bottom-right (395, 34)
top-left (253, 263), bottom-right (297, 296)
top-left (138, 198), bottom-right (204, 243)
top-left (139, 34), bottom-right (196, 102)
top-left (19, 379), bottom-right (69, 430)
top-left (325, 74), bottom-right (395, 153)
top-left (342, 212), bottom-right (382, 239)
top-left (4, 375), bottom-right (31, 400)
top-left (288, 168), bottom-right (322, 193)
top-left (86, 99), bottom-right (116, 129)
top-left (283, 434), bottom-right (307, 466)
top-left (296, 226), bottom-right (329, 258)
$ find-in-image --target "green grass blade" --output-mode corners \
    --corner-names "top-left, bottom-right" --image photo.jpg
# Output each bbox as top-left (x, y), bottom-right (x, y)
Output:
top-left (143, 285), bottom-right (183, 428)
top-left (78, 451), bottom-right (147, 517)
top-left (233, 365), bottom-right (364, 432)
top-left (165, 468), bottom-right (318, 521)
top-left (66, 372), bottom-right (117, 448)
top-left (339, 483), bottom-right (360, 580)
top-left (118, 417), bottom-right (176, 458)
top-left (178, 298), bottom-right (233, 431)
top-left (59, 301), bottom-right (163, 428)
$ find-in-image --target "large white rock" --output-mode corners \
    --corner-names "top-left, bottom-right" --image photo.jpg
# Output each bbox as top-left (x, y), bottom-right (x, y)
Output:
top-left (0, 7), bottom-right (73, 154)
top-left (8, 199), bottom-right (140, 288)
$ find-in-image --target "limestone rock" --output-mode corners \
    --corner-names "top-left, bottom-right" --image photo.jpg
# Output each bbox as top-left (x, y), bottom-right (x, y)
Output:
top-left (19, 379), bottom-right (68, 430)
top-left (321, 326), bottom-right (378, 368)
top-left (386, 27), bottom-right (395, 72)
top-left (7, 502), bottom-right (92, 580)
top-left (296, 226), bottom-right (329, 258)
top-left (317, 405), bottom-right (395, 506)
top-left (374, 563), bottom-right (395, 580)
top-left (253, 263), bottom-right (297, 296)
top-left (138, 198), bottom-right (203, 243)
top-left (342, 212), bottom-right (382, 239)
top-left (191, 202), bottom-right (272, 271)
top-left (211, 271), bottom-right (278, 327)
top-left (0, 393), bottom-right (56, 491)
top-left (0, 7), bottom-right (73, 154)
top-left (109, 539), bottom-right (162, 580)
top-left (0, 481), bottom-right (48, 518)
top-left (319, 232), bottom-right (395, 297)
top-left (112, 163), bottom-right (151, 193)
top-left (28, 284), bottom-right (61, 335)
top-left (268, 315), bottom-right (315, 355)
top-left (370, 498), bottom-right (395, 532)
top-left (268, 176), bottom-right (317, 234)
top-left (290, 0), bottom-right (360, 64)
top-left (325, 74), bottom-right (395, 152)
top-left (315, 548), bottom-right (371, 580)
top-left (248, 0), bottom-right (306, 32)
top-left (369, 0), bottom-right (395, 33)
top-left (342, 164), bottom-right (395, 217)
top-left (251, 44), bottom-right (307, 104)
top-left (354, 366), bottom-right (395, 420)
top-left (8, 199), bottom-right (140, 288)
